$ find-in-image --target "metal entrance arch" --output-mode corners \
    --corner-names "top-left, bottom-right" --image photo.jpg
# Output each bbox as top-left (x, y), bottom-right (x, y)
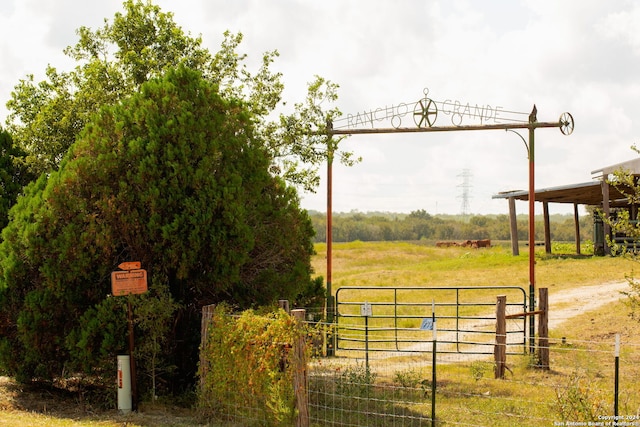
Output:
top-left (323, 90), bottom-right (574, 355)
top-left (334, 286), bottom-right (527, 355)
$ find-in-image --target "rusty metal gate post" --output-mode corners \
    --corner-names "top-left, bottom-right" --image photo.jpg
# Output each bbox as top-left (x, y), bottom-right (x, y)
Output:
top-left (527, 107), bottom-right (537, 356)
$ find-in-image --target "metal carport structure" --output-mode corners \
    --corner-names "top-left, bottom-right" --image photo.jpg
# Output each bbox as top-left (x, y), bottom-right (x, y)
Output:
top-left (493, 158), bottom-right (640, 256)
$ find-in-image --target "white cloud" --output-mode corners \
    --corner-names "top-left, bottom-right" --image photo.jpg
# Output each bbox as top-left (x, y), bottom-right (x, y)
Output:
top-left (596, 4), bottom-right (640, 55)
top-left (1, 0), bottom-right (639, 215)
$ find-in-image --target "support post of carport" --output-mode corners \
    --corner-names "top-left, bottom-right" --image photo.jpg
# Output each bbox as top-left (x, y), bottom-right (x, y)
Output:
top-left (602, 179), bottom-right (611, 255)
top-left (508, 197), bottom-right (519, 256)
top-left (543, 202), bottom-right (551, 254)
top-left (573, 203), bottom-right (581, 255)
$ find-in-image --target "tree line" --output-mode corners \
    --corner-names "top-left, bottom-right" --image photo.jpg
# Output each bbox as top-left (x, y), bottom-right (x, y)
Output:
top-left (308, 209), bottom-right (596, 243)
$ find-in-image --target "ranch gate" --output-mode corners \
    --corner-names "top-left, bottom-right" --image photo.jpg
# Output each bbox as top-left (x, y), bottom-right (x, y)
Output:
top-left (333, 285), bottom-right (528, 355)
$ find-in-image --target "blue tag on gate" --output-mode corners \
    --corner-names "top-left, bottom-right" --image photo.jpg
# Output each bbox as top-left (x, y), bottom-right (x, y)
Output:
top-left (420, 318), bottom-right (434, 330)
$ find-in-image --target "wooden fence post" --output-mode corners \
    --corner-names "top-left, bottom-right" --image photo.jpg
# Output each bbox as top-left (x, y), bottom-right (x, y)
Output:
top-left (291, 309), bottom-right (309, 427)
top-left (537, 288), bottom-right (549, 369)
top-left (200, 304), bottom-right (215, 390)
top-left (494, 295), bottom-right (507, 379)
top-left (279, 299), bottom-right (291, 314)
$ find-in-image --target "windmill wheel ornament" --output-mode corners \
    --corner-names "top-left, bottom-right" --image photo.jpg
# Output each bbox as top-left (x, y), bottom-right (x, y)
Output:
top-left (559, 112), bottom-right (574, 135)
top-left (413, 97), bottom-right (438, 128)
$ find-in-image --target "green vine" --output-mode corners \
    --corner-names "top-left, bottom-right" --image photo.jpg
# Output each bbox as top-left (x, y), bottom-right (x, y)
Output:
top-left (198, 305), bottom-right (306, 426)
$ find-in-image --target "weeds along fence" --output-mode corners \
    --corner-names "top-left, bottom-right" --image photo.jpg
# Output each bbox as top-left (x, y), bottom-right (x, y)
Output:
top-left (199, 305), bottom-right (640, 427)
top-left (199, 304), bottom-right (310, 427)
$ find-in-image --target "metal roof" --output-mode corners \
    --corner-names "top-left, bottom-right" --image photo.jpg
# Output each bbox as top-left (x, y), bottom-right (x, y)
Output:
top-left (591, 157), bottom-right (640, 178)
top-left (492, 180), bottom-right (630, 207)
top-left (493, 158), bottom-right (640, 207)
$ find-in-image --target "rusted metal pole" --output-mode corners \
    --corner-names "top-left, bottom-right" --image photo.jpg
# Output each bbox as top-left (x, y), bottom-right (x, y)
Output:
top-left (326, 137), bottom-right (335, 356)
top-left (528, 105), bottom-right (536, 355)
top-left (327, 150), bottom-right (333, 305)
top-left (127, 300), bottom-right (138, 411)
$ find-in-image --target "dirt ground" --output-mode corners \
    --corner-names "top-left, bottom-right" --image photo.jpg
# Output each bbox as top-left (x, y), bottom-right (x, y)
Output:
top-left (369, 280), bottom-right (635, 361)
top-left (547, 280), bottom-right (631, 329)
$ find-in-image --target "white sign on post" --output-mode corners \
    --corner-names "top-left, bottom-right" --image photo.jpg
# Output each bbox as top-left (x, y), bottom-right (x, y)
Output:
top-left (360, 302), bottom-right (373, 317)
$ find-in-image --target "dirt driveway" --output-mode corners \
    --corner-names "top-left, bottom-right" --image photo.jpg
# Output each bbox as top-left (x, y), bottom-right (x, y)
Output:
top-left (548, 280), bottom-right (630, 329)
top-left (370, 280), bottom-right (633, 361)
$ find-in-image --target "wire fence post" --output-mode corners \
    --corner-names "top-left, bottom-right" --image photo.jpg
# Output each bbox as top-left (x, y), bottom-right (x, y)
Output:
top-left (431, 300), bottom-right (437, 427)
top-left (291, 309), bottom-right (309, 427)
top-left (278, 299), bottom-right (290, 314)
top-left (199, 304), bottom-right (215, 390)
top-left (364, 315), bottom-right (369, 371)
top-left (537, 288), bottom-right (549, 369)
top-left (495, 295), bottom-right (507, 379)
top-left (614, 333), bottom-right (620, 418)
top-left (361, 302), bottom-right (372, 372)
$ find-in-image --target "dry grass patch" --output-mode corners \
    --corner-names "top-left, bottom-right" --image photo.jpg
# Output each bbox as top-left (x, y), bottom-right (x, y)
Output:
top-left (313, 241), bottom-right (633, 292)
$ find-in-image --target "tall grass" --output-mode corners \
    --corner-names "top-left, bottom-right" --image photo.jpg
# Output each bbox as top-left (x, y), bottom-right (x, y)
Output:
top-left (312, 241), bottom-right (632, 292)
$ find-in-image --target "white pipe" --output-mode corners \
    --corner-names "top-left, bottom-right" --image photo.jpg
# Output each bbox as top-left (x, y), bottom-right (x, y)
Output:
top-left (117, 355), bottom-right (132, 413)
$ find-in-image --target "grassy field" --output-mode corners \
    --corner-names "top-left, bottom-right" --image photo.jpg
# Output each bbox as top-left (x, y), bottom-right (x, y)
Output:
top-left (311, 240), bottom-right (633, 291)
top-left (1, 240), bottom-right (639, 426)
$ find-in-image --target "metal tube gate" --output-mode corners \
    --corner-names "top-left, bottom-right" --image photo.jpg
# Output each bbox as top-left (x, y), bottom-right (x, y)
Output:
top-left (334, 286), bottom-right (527, 355)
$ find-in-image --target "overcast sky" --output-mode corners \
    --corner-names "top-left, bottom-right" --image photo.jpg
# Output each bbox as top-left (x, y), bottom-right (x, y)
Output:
top-left (1, 0), bottom-right (639, 215)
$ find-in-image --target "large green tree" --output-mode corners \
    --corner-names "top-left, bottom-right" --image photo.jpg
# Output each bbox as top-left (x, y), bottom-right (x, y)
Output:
top-left (0, 128), bottom-right (33, 231)
top-left (5, 0), bottom-right (352, 191)
top-left (0, 66), bottom-right (316, 387)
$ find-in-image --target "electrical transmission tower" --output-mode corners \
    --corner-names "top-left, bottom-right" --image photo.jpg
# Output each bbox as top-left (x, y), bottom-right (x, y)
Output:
top-left (457, 169), bottom-right (472, 216)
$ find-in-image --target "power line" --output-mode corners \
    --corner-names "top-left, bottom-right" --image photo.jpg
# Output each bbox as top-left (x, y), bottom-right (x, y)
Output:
top-left (457, 169), bottom-right (473, 216)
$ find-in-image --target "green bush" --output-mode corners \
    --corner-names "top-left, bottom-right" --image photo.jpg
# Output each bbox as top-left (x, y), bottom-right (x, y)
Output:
top-left (469, 361), bottom-right (492, 382)
top-left (0, 65), bottom-right (316, 388)
top-left (392, 368), bottom-right (423, 389)
top-left (335, 362), bottom-right (377, 398)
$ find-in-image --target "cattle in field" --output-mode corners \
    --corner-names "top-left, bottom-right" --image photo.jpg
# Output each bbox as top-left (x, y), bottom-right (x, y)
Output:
top-left (436, 239), bottom-right (491, 248)
top-left (475, 239), bottom-right (491, 248)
